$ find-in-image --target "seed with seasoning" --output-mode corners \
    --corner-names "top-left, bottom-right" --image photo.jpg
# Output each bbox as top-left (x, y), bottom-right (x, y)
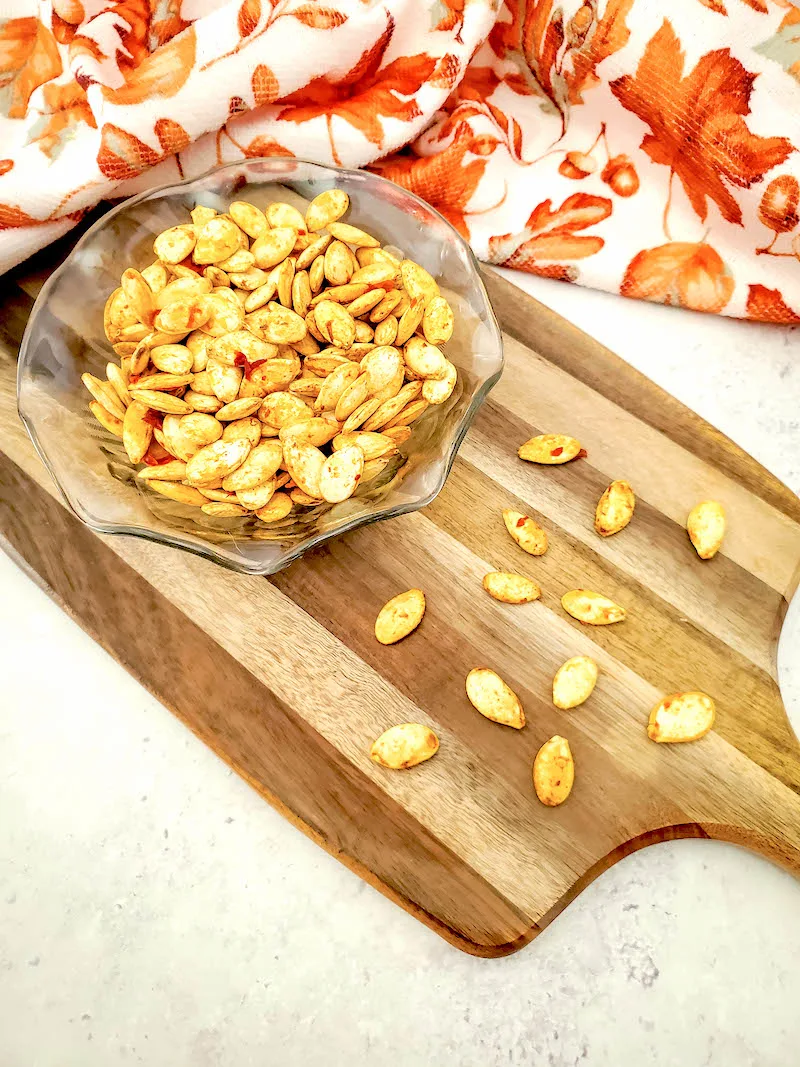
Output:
top-left (561, 589), bottom-right (626, 625)
top-left (518, 434), bottom-right (583, 465)
top-left (595, 480), bottom-right (635, 537)
top-left (533, 736), bottom-right (574, 806)
top-left (93, 198), bottom-right (459, 528)
top-left (482, 572), bottom-right (541, 604)
top-left (465, 668), bottom-right (525, 729)
top-left (647, 692), bottom-right (715, 743)
top-left (370, 723), bottom-right (439, 769)
top-left (305, 189), bottom-right (350, 232)
top-left (185, 438), bottom-right (251, 484)
top-left (687, 500), bottom-right (726, 560)
top-left (374, 588), bottom-right (426, 644)
top-left (148, 480), bottom-right (206, 506)
top-left (552, 657), bottom-right (598, 709)
top-left (256, 492), bottom-right (293, 523)
top-left (320, 445), bottom-right (364, 503)
top-left (90, 401), bottom-right (123, 437)
top-left (502, 509), bottom-right (548, 555)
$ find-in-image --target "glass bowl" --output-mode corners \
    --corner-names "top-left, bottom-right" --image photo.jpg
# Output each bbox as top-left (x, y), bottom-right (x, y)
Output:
top-left (18, 159), bottom-right (503, 574)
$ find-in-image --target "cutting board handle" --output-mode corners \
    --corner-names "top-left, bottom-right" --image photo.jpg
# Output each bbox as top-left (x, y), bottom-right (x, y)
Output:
top-left (701, 644), bottom-right (800, 879)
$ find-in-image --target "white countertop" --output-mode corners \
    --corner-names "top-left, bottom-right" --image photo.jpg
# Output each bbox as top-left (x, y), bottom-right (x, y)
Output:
top-left (2, 270), bottom-right (799, 1067)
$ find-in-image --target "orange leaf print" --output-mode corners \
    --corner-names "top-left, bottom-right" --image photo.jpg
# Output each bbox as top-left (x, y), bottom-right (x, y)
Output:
top-left (113, 0), bottom-right (152, 74)
top-left (97, 121), bottom-right (186, 181)
top-left (0, 159), bottom-right (13, 176)
top-left (238, 0), bottom-right (261, 38)
top-left (610, 19), bottom-right (793, 226)
top-left (621, 243), bottom-right (734, 313)
top-left (32, 80), bottom-right (96, 159)
top-left (503, 71), bottom-right (538, 97)
top-left (288, 5), bottom-right (348, 29)
top-left (2, 20), bottom-right (62, 119)
top-left (758, 174), bottom-right (799, 234)
top-left (522, 0), bottom-right (565, 121)
top-left (566, 0), bottom-right (635, 105)
top-left (154, 117), bottom-right (190, 156)
top-left (488, 0), bottom-right (521, 60)
top-left (746, 284), bottom-right (800, 323)
top-left (101, 27), bottom-right (196, 105)
top-left (487, 193), bottom-right (612, 271)
top-left (149, 0), bottom-right (190, 49)
top-left (252, 64), bottom-right (279, 107)
top-left (370, 125), bottom-right (487, 239)
top-left (278, 16), bottom-right (435, 163)
top-left (0, 17), bottom-right (38, 81)
top-left (433, 0), bottom-right (464, 35)
top-left (97, 124), bottom-right (160, 180)
top-left (371, 129), bottom-right (484, 235)
top-left (453, 63), bottom-right (501, 105)
top-left (431, 54), bottom-right (461, 90)
top-left (244, 135), bottom-right (294, 159)
top-left (51, 0), bottom-right (84, 27)
top-left (0, 203), bottom-right (48, 228)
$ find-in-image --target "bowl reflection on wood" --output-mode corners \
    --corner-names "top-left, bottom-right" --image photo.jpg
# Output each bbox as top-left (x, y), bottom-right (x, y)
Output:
top-left (18, 158), bottom-right (504, 575)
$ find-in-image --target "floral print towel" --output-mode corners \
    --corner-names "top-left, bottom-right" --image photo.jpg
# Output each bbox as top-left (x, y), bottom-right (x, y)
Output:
top-left (2, 0), bottom-right (800, 321)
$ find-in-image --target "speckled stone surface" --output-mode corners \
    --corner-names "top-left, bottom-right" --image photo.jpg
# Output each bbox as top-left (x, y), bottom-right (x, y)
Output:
top-left (2, 271), bottom-right (799, 1067)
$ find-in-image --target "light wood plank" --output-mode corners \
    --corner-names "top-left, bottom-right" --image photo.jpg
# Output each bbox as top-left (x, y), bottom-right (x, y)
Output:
top-left (2, 252), bottom-right (799, 957)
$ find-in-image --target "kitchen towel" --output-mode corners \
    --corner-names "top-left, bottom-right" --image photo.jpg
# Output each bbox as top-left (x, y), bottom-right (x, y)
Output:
top-left (3, 0), bottom-right (800, 321)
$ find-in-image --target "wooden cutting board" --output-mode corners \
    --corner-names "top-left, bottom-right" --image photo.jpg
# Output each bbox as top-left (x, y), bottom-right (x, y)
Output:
top-left (2, 248), bottom-right (800, 958)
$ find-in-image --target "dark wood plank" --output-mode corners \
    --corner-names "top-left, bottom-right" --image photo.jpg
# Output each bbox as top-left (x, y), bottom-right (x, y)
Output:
top-left (0, 449), bottom-right (534, 956)
top-left (1, 244), bottom-right (799, 956)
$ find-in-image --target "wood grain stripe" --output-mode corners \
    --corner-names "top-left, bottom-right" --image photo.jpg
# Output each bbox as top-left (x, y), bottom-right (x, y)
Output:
top-left (14, 389), bottom-right (788, 928)
top-left (266, 512), bottom-right (800, 870)
top-left (0, 450), bottom-right (534, 955)
top-left (2, 252), bottom-right (799, 957)
top-left (423, 457), bottom-right (800, 789)
top-left (0, 408), bottom-right (586, 915)
top-left (482, 269), bottom-right (800, 526)
top-left (463, 408), bottom-right (784, 674)
top-left (488, 334), bottom-right (800, 596)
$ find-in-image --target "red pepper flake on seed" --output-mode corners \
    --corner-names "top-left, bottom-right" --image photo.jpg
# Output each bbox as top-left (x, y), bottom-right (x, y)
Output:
top-left (143, 448), bottom-right (175, 466)
top-left (143, 409), bottom-right (163, 429)
top-left (516, 516), bottom-right (527, 528)
top-left (233, 352), bottom-right (268, 379)
top-left (176, 255), bottom-right (203, 275)
top-left (551, 446), bottom-right (564, 457)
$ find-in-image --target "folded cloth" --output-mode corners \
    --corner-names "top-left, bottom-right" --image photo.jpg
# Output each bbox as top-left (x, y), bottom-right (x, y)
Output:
top-left (2, 0), bottom-right (800, 321)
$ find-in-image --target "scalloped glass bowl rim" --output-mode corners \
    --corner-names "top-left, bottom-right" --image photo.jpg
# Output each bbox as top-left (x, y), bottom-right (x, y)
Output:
top-left (17, 157), bottom-right (504, 576)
